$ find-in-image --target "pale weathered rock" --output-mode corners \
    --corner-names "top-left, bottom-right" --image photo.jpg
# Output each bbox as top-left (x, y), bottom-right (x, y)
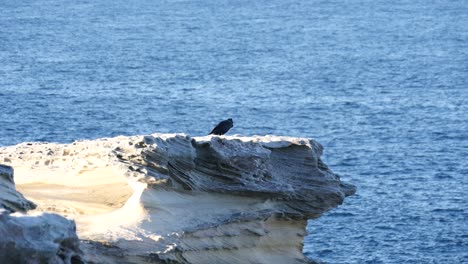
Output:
top-left (0, 134), bottom-right (356, 263)
top-left (0, 209), bottom-right (83, 264)
top-left (0, 164), bottom-right (36, 212)
top-left (0, 164), bottom-right (83, 263)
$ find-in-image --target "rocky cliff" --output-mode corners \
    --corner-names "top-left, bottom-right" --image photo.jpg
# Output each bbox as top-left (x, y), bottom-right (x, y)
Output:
top-left (0, 134), bottom-right (355, 263)
top-left (0, 165), bottom-right (82, 263)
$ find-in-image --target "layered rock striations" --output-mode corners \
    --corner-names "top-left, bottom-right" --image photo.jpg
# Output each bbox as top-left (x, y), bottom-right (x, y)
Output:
top-left (0, 134), bottom-right (356, 263)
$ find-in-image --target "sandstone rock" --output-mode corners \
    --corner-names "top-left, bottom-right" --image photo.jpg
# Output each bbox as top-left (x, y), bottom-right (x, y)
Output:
top-left (0, 209), bottom-right (83, 264)
top-left (0, 164), bottom-right (83, 263)
top-left (0, 134), bottom-right (356, 263)
top-left (0, 164), bottom-right (36, 212)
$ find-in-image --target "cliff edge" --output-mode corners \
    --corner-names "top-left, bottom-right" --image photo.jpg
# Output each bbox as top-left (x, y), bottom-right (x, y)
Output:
top-left (0, 134), bottom-right (355, 263)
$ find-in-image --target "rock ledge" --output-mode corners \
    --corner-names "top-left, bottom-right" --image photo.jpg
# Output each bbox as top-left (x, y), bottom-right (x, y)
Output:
top-left (0, 134), bottom-right (355, 263)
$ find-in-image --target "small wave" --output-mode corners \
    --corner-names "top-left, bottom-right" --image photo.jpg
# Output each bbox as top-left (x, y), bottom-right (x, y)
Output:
top-left (431, 208), bottom-right (464, 213)
top-left (375, 225), bottom-right (398, 231)
top-left (317, 249), bottom-right (333, 257)
top-left (328, 212), bottom-right (355, 217)
top-left (434, 173), bottom-right (454, 179)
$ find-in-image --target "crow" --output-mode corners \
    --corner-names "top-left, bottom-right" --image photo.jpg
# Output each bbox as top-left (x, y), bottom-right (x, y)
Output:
top-left (209, 118), bottom-right (234, 135)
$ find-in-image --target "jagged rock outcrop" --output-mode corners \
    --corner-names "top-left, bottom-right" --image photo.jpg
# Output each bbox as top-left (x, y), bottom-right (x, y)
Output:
top-left (0, 209), bottom-right (83, 264)
top-left (0, 164), bottom-right (36, 212)
top-left (0, 134), bottom-right (356, 263)
top-left (0, 164), bottom-right (83, 264)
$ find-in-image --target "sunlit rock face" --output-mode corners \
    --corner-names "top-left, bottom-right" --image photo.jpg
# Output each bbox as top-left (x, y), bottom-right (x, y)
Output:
top-left (0, 134), bottom-right (355, 264)
top-left (0, 165), bottom-right (82, 264)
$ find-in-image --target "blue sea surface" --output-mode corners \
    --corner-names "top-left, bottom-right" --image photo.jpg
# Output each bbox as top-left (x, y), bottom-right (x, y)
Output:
top-left (1, 0), bottom-right (467, 263)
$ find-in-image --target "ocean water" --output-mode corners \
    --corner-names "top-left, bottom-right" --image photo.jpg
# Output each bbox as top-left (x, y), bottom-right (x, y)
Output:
top-left (1, 0), bottom-right (467, 263)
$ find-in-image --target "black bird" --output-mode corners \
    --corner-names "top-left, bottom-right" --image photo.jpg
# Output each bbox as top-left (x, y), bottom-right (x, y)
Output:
top-left (209, 118), bottom-right (234, 135)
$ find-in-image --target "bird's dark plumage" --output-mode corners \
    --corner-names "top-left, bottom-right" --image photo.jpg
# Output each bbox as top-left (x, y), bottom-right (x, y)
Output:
top-left (209, 118), bottom-right (234, 135)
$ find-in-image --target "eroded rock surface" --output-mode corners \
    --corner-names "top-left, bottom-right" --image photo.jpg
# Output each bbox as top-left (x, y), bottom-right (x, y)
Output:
top-left (0, 164), bottom-right (36, 212)
top-left (0, 209), bottom-right (83, 264)
top-left (0, 165), bottom-right (82, 264)
top-left (0, 134), bottom-right (356, 263)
